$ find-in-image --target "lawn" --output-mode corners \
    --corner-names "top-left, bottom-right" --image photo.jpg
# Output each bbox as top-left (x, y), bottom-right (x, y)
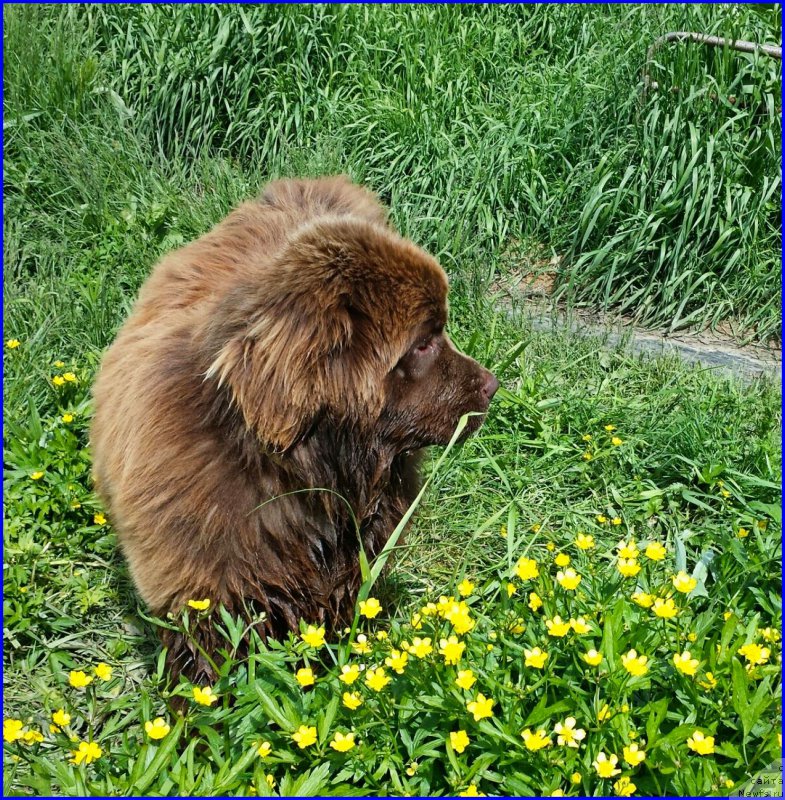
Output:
top-left (3, 3), bottom-right (782, 797)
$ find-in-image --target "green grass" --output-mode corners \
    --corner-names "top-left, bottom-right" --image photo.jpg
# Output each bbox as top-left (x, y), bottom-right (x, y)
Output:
top-left (2, 3), bottom-right (782, 797)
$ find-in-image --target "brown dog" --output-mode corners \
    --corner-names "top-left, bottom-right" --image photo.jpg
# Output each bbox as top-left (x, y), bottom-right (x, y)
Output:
top-left (91, 176), bottom-right (498, 685)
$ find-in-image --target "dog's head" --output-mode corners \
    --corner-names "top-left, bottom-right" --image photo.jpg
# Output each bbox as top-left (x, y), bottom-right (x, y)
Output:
top-left (205, 216), bottom-right (497, 452)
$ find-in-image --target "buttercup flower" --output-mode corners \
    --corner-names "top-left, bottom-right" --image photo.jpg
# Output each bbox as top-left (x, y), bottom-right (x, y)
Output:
top-left (457, 578), bottom-right (475, 597)
top-left (409, 637), bottom-right (433, 658)
top-left (256, 740), bottom-right (272, 758)
top-left (94, 662), bottom-right (113, 681)
top-left (365, 667), bottom-right (390, 692)
top-left (94, 513), bottom-right (106, 526)
top-left (673, 650), bottom-right (699, 676)
top-left (22, 730), bottom-right (44, 745)
top-left (699, 672), bottom-right (717, 690)
top-left (71, 740), bottom-right (103, 765)
top-left (687, 730), bottom-right (715, 755)
top-left (575, 533), bottom-right (595, 550)
top-left (582, 434), bottom-right (592, 442)
top-left (411, 611), bottom-right (424, 629)
top-left (545, 615), bottom-right (571, 637)
top-left (596, 514), bottom-right (608, 524)
top-left (52, 709), bottom-right (71, 728)
top-left (582, 451), bottom-right (593, 461)
top-left (351, 634), bottom-right (372, 654)
top-left (614, 776), bottom-right (636, 796)
top-left (621, 649), bottom-right (649, 677)
top-left (570, 617), bottom-right (591, 634)
top-left (339, 663), bottom-right (361, 684)
top-left (506, 583), bottom-right (517, 597)
top-left (4, 719), bottom-right (24, 742)
top-left (515, 556), bottom-right (539, 581)
top-left (292, 725), bottom-right (317, 749)
top-left (652, 597), bottom-right (678, 619)
top-left (376, 631), bottom-right (387, 640)
top-left (455, 669), bottom-right (476, 690)
top-left (459, 785), bottom-right (485, 797)
top-left (528, 592), bottom-right (543, 612)
top-left (737, 527), bottom-right (749, 538)
top-left (556, 568), bottom-right (581, 590)
top-left (63, 372), bottom-right (77, 383)
top-left (145, 718), bottom-right (171, 740)
top-left (611, 516), bottom-right (622, 525)
top-left (450, 729), bottom-right (470, 753)
top-left (342, 691), bottom-right (363, 710)
top-left (597, 704), bottom-right (611, 722)
top-left (611, 436), bottom-right (623, 446)
top-left (570, 773), bottom-right (582, 785)
top-left (554, 552), bottom-right (570, 567)
top-left (617, 539), bottom-right (639, 559)
top-left (737, 642), bottom-right (771, 666)
top-left (443, 600), bottom-right (476, 634)
top-left (623, 742), bottom-right (646, 766)
top-left (759, 627), bottom-right (780, 643)
top-left (31, 471), bottom-right (44, 481)
top-left (54, 360), bottom-right (65, 368)
top-left (632, 591), bottom-right (654, 608)
top-left (604, 424), bottom-right (616, 431)
top-left (439, 636), bottom-right (465, 665)
top-left (645, 542), bottom-right (667, 560)
top-left (359, 598), bottom-right (382, 618)
top-left (53, 375), bottom-right (65, 386)
top-left (524, 647), bottom-right (549, 669)
top-left (466, 693), bottom-right (494, 721)
top-left (295, 667), bottom-right (315, 687)
top-left (672, 571), bottom-right (697, 594)
top-left (617, 558), bottom-right (641, 578)
top-left (583, 648), bottom-right (603, 666)
top-left (593, 752), bottom-right (621, 778)
top-left (62, 413), bottom-right (74, 423)
top-left (385, 649), bottom-right (409, 673)
top-left (330, 731), bottom-right (356, 752)
top-left (521, 728), bottom-right (552, 751)
top-left (554, 717), bottom-right (586, 748)
top-left (69, 670), bottom-right (93, 689)
top-left (301, 624), bottom-right (326, 648)
top-left (192, 686), bottom-right (218, 706)
top-left (6, 339), bottom-right (20, 349)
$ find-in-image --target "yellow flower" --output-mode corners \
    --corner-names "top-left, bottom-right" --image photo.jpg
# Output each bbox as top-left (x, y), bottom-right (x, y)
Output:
top-left (672, 571), bottom-right (697, 593)
top-left (596, 514), bottom-right (608, 524)
top-left (737, 527), bottom-right (750, 538)
top-left (339, 663), bottom-right (361, 684)
top-left (450, 729), bottom-right (470, 754)
top-left (632, 591), bottom-right (654, 608)
top-left (385, 649), bottom-right (409, 674)
top-left (570, 772), bottom-right (582, 785)
top-left (554, 553), bottom-right (570, 567)
top-left (330, 731), bottom-right (356, 752)
top-left (524, 647), bottom-right (549, 669)
top-left (295, 667), bottom-right (315, 687)
top-left (52, 375), bottom-right (66, 386)
top-left (687, 730), bottom-right (715, 755)
top-left (623, 742), bottom-right (646, 766)
top-left (614, 776), bottom-right (636, 796)
top-left (410, 611), bottom-right (423, 629)
top-left (69, 670), bottom-right (93, 689)
top-left (342, 691), bottom-right (363, 710)
top-left (645, 542), bottom-right (667, 560)
top-left (351, 634), bottom-right (372, 654)
top-left (6, 339), bottom-right (21, 349)
top-left (22, 729), bottom-right (44, 745)
top-left (438, 636), bottom-right (465, 665)
top-left (545, 615), bottom-right (571, 637)
top-left (466, 693), bottom-right (494, 721)
top-left (621, 649), bottom-right (649, 677)
top-left (528, 592), bottom-right (543, 612)
top-left (617, 558), bottom-right (641, 578)
top-left (737, 642), bottom-right (771, 666)
top-left (292, 725), bottom-right (317, 749)
top-left (611, 516), bottom-right (622, 525)
top-left (723, 610), bottom-right (733, 621)
top-left (409, 637), bottom-right (433, 658)
top-left (506, 582), bottom-right (517, 597)
top-left (192, 686), bottom-right (218, 706)
top-left (144, 718), bottom-right (171, 740)
top-left (556, 568), bottom-right (581, 590)
top-left (71, 740), bottom-right (103, 765)
top-left (554, 717), bottom-right (586, 748)
top-left (365, 667), bottom-right (390, 692)
top-left (724, 779), bottom-right (735, 789)
top-left (61, 413), bottom-right (74, 423)
top-left (597, 704), bottom-right (611, 722)
top-left (63, 372), bottom-right (77, 383)
top-left (443, 600), bottom-right (475, 634)
top-left (459, 785), bottom-right (485, 797)
top-left (759, 627), bottom-right (780, 643)
top-left (511, 617), bottom-right (525, 634)
top-left (611, 437), bottom-right (623, 446)
top-left (500, 525), bottom-right (507, 538)
top-left (514, 556), bottom-right (539, 581)
top-left (93, 513), bottom-right (106, 526)
top-left (582, 434), bottom-right (593, 442)
top-left (256, 740), bottom-right (272, 758)
top-left (593, 752), bottom-right (621, 778)
top-left (94, 662), bottom-right (113, 681)
top-left (570, 616), bottom-right (591, 634)
top-left (521, 728), bottom-right (552, 751)
top-left (359, 597), bottom-right (382, 619)
top-left (533, 523), bottom-right (542, 533)
top-left (457, 578), bottom-right (475, 597)
top-left (673, 650), bottom-right (699, 676)
top-left (54, 360), bottom-right (65, 368)
top-left (265, 774), bottom-right (276, 789)
top-left (582, 451), bottom-right (593, 461)
top-left (4, 719), bottom-right (24, 742)
top-left (301, 624), bottom-right (326, 648)
top-left (184, 598), bottom-right (210, 612)
top-left (604, 424), bottom-right (616, 431)
top-left (31, 471), bottom-right (44, 481)
top-left (699, 672), bottom-right (717, 690)
top-left (52, 709), bottom-right (71, 728)
top-left (575, 532), bottom-right (595, 550)
top-left (583, 648), bottom-right (603, 666)
top-left (617, 539), bottom-right (639, 559)
top-left (455, 669), bottom-right (476, 690)
top-left (652, 597), bottom-right (678, 619)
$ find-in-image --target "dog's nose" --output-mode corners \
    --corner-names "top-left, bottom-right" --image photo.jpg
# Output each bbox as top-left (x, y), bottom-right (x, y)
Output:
top-left (481, 372), bottom-right (499, 401)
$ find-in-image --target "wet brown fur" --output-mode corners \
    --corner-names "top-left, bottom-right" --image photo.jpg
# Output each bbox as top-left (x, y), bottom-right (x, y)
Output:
top-left (91, 176), bottom-right (497, 685)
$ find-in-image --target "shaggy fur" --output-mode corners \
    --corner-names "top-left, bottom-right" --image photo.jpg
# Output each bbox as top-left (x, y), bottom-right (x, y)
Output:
top-left (91, 176), bottom-right (498, 684)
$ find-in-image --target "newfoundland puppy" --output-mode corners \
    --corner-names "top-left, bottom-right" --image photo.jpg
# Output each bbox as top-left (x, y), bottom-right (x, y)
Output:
top-left (91, 176), bottom-right (498, 685)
